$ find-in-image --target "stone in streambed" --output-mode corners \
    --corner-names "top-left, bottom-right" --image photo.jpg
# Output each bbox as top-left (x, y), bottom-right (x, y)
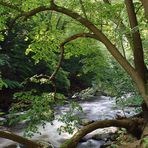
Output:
top-left (92, 133), bottom-right (111, 141)
top-left (77, 139), bottom-right (105, 148)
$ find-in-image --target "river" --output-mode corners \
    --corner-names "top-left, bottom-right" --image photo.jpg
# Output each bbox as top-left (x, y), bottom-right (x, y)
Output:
top-left (0, 95), bottom-right (136, 148)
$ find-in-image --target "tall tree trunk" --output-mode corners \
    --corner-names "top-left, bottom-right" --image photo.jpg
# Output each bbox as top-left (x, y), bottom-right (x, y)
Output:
top-left (125, 0), bottom-right (146, 82)
top-left (125, 0), bottom-right (148, 110)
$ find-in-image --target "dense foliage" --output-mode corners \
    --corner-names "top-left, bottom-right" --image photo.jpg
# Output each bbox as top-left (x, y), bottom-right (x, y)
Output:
top-left (0, 0), bottom-right (148, 139)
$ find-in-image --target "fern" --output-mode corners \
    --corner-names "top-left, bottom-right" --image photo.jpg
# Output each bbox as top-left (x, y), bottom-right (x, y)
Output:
top-left (3, 79), bottom-right (22, 89)
top-left (0, 77), bottom-right (7, 90)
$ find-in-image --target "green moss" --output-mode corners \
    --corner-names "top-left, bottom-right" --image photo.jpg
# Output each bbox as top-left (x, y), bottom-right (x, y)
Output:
top-left (60, 139), bottom-right (73, 148)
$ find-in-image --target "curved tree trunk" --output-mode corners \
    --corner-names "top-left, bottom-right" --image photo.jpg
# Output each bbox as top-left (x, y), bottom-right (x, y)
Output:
top-left (60, 118), bottom-right (144, 148)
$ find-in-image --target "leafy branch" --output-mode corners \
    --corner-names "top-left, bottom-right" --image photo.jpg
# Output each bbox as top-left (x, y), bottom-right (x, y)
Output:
top-left (0, 0), bottom-right (144, 98)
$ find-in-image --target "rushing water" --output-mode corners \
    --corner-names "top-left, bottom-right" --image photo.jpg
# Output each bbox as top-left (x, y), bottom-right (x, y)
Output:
top-left (0, 96), bottom-right (136, 148)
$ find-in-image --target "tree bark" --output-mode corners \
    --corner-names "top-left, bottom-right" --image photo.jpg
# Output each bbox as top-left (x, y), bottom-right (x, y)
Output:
top-left (125, 0), bottom-right (146, 82)
top-left (0, 131), bottom-right (41, 148)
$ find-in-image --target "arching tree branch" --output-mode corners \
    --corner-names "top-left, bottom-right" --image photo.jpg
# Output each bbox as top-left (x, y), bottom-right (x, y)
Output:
top-left (0, 1), bottom-right (136, 80)
top-left (49, 33), bottom-right (99, 81)
top-left (0, 131), bottom-right (41, 148)
top-left (34, 33), bottom-right (98, 99)
top-left (48, 3), bottom-right (142, 88)
top-left (60, 118), bottom-right (144, 148)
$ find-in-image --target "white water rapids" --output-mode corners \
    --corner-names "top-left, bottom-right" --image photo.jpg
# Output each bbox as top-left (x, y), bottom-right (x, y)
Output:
top-left (0, 96), bottom-right (136, 148)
